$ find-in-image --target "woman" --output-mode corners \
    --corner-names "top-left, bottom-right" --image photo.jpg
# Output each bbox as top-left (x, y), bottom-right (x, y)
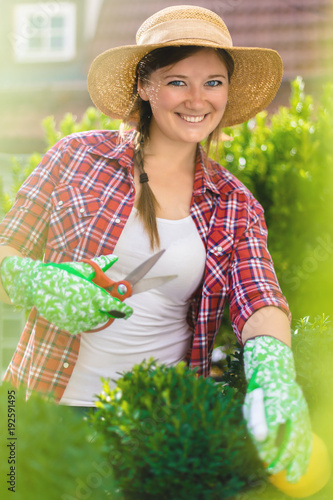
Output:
top-left (0, 5), bottom-right (311, 483)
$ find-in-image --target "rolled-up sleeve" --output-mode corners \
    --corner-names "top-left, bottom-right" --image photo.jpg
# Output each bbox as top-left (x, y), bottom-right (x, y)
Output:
top-left (228, 197), bottom-right (290, 341)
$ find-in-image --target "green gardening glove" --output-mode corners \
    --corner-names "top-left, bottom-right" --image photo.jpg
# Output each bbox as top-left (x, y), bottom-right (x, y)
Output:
top-left (0, 255), bottom-right (133, 335)
top-left (242, 335), bottom-right (312, 483)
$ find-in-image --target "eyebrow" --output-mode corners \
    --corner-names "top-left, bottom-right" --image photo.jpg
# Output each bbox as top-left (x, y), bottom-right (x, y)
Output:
top-left (163, 73), bottom-right (228, 80)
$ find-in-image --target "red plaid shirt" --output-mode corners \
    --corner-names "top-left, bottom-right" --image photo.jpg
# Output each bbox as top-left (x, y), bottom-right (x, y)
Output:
top-left (0, 130), bottom-right (289, 401)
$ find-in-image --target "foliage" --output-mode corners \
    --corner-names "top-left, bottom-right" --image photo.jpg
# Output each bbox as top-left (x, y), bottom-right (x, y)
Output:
top-left (0, 383), bottom-right (118, 500)
top-left (0, 177), bottom-right (11, 221)
top-left (90, 359), bottom-right (264, 500)
top-left (213, 78), bottom-right (333, 320)
top-left (291, 314), bottom-right (333, 409)
top-left (218, 342), bottom-right (246, 393)
top-left (42, 108), bottom-right (121, 150)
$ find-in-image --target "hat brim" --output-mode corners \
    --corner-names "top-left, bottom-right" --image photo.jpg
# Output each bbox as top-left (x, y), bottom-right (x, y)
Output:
top-left (87, 42), bottom-right (283, 128)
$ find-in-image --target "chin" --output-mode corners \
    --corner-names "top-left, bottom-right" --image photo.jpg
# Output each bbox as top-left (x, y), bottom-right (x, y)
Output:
top-left (183, 133), bottom-right (211, 143)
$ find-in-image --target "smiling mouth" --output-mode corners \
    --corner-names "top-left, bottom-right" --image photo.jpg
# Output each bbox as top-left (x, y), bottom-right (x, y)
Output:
top-left (178, 113), bottom-right (206, 123)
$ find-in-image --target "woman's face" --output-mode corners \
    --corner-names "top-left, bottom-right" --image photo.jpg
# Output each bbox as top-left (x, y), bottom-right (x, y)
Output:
top-left (138, 48), bottom-right (229, 147)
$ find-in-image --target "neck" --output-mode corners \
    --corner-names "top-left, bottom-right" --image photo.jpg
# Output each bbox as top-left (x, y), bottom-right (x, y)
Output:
top-left (144, 130), bottom-right (198, 174)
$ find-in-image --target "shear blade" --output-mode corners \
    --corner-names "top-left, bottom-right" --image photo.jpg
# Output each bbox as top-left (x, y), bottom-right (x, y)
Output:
top-left (132, 274), bottom-right (178, 294)
top-left (124, 249), bottom-right (166, 286)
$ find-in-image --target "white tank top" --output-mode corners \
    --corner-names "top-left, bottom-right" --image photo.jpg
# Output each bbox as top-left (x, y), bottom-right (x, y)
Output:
top-left (60, 208), bottom-right (206, 406)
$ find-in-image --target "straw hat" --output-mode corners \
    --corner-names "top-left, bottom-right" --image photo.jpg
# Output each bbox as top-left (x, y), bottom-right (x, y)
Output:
top-left (88, 5), bottom-right (283, 127)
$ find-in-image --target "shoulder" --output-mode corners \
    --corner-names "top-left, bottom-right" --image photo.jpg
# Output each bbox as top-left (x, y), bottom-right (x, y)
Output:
top-left (45, 129), bottom-right (135, 168)
top-left (206, 155), bottom-right (262, 211)
top-left (57, 129), bottom-right (123, 150)
top-left (201, 155), bottom-right (266, 236)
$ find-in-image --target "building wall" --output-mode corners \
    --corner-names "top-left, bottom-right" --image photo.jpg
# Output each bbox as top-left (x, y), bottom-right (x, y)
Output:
top-left (89, 0), bottom-right (333, 80)
top-left (0, 0), bottom-right (332, 154)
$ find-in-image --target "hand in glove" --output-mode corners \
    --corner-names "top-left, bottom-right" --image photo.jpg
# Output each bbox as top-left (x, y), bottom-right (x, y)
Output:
top-left (0, 255), bottom-right (133, 335)
top-left (242, 335), bottom-right (312, 483)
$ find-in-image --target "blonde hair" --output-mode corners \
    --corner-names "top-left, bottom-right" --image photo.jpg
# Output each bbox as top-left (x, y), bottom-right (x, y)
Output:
top-left (126, 46), bottom-right (234, 249)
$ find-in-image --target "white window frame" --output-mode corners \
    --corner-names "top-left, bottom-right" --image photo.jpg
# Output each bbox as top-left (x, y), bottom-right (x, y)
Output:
top-left (12, 2), bottom-right (76, 63)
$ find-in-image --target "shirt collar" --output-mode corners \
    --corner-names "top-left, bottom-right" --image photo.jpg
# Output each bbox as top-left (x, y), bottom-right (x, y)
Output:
top-left (86, 132), bottom-right (221, 196)
top-left (193, 146), bottom-right (221, 197)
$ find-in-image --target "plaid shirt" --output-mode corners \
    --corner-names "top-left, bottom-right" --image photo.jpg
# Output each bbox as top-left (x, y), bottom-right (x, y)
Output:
top-left (0, 130), bottom-right (289, 401)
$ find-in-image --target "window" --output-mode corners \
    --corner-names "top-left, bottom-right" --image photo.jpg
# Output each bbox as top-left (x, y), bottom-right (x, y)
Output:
top-left (13, 2), bottom-right (76, 62)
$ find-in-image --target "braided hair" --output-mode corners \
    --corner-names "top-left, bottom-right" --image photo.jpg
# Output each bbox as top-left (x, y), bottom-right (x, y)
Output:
top-left (133, 96), bottom-right (160, 249)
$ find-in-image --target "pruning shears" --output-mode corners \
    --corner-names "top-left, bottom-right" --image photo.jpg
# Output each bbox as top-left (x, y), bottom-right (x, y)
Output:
top-left (82, 249), bottom-right (176, 332)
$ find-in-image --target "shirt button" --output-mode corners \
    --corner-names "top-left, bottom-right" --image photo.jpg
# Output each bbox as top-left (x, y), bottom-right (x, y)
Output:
top-left (216, 246), bottom-right (223, 252)
top-left (115, 218), bottom-right (121, 224)
top-left (79, 208), bottom-right (85, 214)
top-left (58, 200), bottom-right (64, 206)
top-left (63, 362), bottom-right (69, 369)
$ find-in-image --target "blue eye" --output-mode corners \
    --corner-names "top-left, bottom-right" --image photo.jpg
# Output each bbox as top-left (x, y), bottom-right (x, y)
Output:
top-left (206, 80), bottom-right (223, 87)
top-left (168, 80), bottom-right (185, 86)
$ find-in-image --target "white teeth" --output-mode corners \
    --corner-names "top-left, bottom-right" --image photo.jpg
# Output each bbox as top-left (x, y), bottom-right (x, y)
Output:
top-left (179, 114), bottom-right (205, 123)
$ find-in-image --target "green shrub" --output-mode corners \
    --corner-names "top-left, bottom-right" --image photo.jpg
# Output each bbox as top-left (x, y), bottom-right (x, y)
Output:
top-left (214, 78), bottom-right (333, 320)
top-left (90, 360), bottom-right (264, 500)
top-left (0, 383), bottom-right (118, 500)
top-left (42, 107), bottom-right (122, 150)
top-left (291, 315), bottom-right (333, 410)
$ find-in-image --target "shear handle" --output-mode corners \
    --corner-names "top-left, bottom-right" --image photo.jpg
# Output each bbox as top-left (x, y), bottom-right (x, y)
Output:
top-left (81, 258), bottom-right (133, 301)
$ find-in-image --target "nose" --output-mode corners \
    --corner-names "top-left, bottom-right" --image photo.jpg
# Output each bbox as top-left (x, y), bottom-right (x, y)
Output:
top-left (185, 85), bottom-right (206, 110)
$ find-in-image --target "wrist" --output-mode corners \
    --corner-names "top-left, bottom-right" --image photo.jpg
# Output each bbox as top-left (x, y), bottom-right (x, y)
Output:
top-left (244, 334), bottom-right (291, 349)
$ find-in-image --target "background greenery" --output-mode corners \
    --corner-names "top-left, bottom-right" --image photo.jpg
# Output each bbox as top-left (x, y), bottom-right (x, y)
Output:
top-left (219, 77), bottom-right (333, 325)
top-left (0, 384), bottom-right (118, 500)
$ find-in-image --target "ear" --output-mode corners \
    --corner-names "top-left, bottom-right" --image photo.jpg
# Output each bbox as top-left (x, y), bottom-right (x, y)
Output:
top-left (137, 79), bottom-right (149, 102)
